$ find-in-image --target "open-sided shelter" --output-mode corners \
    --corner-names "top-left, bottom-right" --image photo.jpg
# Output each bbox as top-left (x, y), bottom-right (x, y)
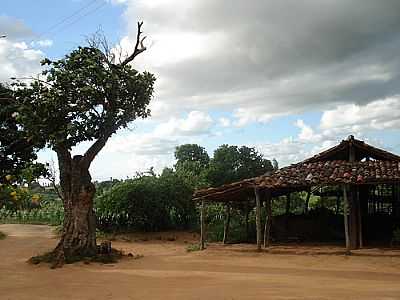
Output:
top-left (193, 136), bottom-right (400, 252)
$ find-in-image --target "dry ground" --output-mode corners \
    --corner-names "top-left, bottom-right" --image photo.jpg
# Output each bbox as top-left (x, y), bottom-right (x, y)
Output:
top-left (1, 224), bottom-right (400, 300)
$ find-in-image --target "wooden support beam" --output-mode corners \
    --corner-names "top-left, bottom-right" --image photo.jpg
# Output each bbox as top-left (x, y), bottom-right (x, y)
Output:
top-left (245, 200), bottom-right (250, 242)
top-left (285, 193), bottom-right (291, 215)
top-left (200, 200), bottom-right (206, 250)
top-left (254, 187), bottom-right (262, 251)
top-left (223, 204), bottom-right (231, 244)
top-left (264, 191), bottom-right (272, 248)
top-left (357, 187), bottom-right (363, 248)
top-left (349, 186), bottom-right (359, 249)
top-left (342, 184), bottom-right (351, 254)
top-left (285, 193), bottom-right (291, 235)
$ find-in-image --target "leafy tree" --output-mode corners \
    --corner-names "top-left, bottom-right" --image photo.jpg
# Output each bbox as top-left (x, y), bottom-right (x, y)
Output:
top-left (11, 22), bottom-right (155, 265)
top-left (95, 171), bottom-right (195, 231)
top-left (207, 145), bottom-right (273, 187)
top-left (174, 144), bottom-right (210, 188)
top-left (0, 84), bottom-right (47, 185)
top-left (206, 145), bottom-right (240, 186)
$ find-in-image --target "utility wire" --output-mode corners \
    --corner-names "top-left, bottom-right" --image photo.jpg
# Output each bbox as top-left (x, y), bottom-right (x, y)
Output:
top-left (43, 1), bottom-right (107, 38)
top-left (30, 0), bottom-right (105, 44)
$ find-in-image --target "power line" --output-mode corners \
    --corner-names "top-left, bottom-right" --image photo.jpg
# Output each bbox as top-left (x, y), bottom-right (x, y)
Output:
top-left (30, 0), bottom-right (105, 44)
top-left (48, 1), bottom-right (107, 37)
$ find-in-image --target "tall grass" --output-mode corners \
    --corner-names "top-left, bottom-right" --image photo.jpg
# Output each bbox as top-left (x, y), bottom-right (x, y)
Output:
top-left (0, 199), bottom-right (63, 226)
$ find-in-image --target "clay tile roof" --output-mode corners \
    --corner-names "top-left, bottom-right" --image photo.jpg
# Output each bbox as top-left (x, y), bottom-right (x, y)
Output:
top-left (193, 160), bottom-right (400, 202)
top-left (193, 136), bottom-right (400, 203)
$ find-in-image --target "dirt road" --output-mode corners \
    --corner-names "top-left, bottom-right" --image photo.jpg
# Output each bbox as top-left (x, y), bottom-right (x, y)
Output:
top-left (1, 224), bottom-right (400, 300)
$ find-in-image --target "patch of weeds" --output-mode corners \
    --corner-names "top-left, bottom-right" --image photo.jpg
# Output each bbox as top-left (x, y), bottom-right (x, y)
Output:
top-left (0, 231), bottom-right (6, 240)
top-left (186, 243), bottom-right (201, 252)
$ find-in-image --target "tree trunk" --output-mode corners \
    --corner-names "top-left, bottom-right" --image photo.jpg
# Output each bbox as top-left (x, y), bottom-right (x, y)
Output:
top-left (52, 155), bottom-right (97, 266)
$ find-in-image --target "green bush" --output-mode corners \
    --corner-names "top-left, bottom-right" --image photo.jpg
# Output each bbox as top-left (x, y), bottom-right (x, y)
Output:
top-left (95, 172), bottom-right (196, 232)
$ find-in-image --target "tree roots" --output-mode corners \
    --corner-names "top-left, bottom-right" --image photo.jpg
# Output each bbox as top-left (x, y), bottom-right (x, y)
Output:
top-left (28, 242), bottom-right (124, 269)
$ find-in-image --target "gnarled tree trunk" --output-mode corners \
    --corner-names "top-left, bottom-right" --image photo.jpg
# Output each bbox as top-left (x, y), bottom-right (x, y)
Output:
top-left (52, 151), bottom-right (98, 266)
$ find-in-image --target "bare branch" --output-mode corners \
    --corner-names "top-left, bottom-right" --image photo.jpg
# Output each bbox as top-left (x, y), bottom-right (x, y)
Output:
top-left (86, 29), bottom-right (116, 64)
top-left (120, 21), bottom-right (147, 66)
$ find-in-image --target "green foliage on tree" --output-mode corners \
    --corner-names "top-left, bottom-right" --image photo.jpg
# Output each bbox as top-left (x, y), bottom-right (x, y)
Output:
top-left (174, 144), bottom-right (210, 188)
top-left (95, 171), bottom-right (196, 231)
top-left (6, 22), bottom-right (156, 265)
top-left (0, 84), bottom-right (47, 185)
top-left (206, 145), bottom-right (273, 187)
top-left (175, 144), bottom-right (210, 171)
top-left (14, 46), bottom-right (155, 150)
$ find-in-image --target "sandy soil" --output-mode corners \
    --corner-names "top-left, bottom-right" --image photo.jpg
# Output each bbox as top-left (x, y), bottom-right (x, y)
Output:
top-left (1, 224), bottom-right (400, 300)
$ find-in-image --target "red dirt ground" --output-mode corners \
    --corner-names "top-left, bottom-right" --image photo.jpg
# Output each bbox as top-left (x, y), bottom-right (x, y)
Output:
top-left (1, 224), bottom-right (400, 300)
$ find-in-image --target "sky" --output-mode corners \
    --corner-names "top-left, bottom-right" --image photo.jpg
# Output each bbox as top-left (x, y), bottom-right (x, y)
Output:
top-left (1, 0), bottom-right (400, 181)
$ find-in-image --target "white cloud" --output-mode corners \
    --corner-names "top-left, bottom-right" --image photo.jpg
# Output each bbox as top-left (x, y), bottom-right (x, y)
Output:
top-left (257, 96), bottom-right (400, 167)
top-left (105, 110), bottom-right (214, 155)
top-left (256, 138), bottom-right (310, 167)
top-left (295, 119), bottom-right (322, 142)
top-left (31, 39), bottom-right (53, 48)
top-left (0, 39), bottom-right (44, 82)
top-left (97, 110), bottom-right (214, 177)
top-left (218, 117), bottom-right (231, 127)
top-left (321, 96), bottom-right (400, 132)
top-left (154, 111), bottom-right (213, 137)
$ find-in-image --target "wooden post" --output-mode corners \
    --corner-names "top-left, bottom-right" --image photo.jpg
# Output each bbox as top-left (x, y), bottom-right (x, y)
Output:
top-left (343, 185), bottom-right (351, 254)
top-left (200, 200), bottom-right (206, 250)
top-left (348, 186), bottom-right (359, 249)
top-left (255, 187), bottom-right (262, 251)
top-left (245, 200), bottom-right (250, 242)
top-left (223, 204), bottom-right (231, 244)
top-left (285, 193), bottom-right (291, 215)
top-left (264, 191), bottom-right (272, 248)
top-left (357, 187), bottom-right (363, 248)
top-left (285, 193), bottom-right (291, 234)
